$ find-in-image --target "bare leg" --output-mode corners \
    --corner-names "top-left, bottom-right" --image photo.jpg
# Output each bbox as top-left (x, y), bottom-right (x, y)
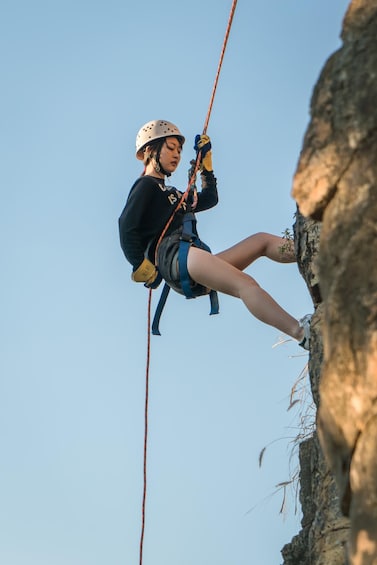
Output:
top-left (187, 246), bottom-right (304, 341)
top-left (216, 232), bottom-right (296, 270)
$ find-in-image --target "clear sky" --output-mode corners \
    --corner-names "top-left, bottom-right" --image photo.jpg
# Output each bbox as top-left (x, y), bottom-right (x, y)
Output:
top-left (1, 1), bottom-right (349, 564)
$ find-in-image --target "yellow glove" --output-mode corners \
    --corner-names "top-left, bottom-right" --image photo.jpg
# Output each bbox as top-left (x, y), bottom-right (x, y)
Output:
top-left (201, 151), bottom-right (213, 172)
top-left (132, 258), bottom-right (158, 285)
top-left (194, 134), bottom-right (213, 172)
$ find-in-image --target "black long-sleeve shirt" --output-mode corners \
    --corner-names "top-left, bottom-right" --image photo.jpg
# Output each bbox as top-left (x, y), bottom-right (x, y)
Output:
top-left (119, 170), bottom-right (218, 270)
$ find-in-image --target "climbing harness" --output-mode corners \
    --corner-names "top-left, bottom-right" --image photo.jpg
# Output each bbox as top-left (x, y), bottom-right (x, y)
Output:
top-left (151, 211), bottom-right (220, 335)
top-left (178, 213), bottom-right (218, 303)
top-left (139, 2), bottom-right (238, 564)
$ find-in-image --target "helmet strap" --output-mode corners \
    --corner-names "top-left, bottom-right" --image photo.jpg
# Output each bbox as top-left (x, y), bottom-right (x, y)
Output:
top-left (143, 140), bottom-right (171, 177)
top-left (154, 140), bottom-right (171, 177)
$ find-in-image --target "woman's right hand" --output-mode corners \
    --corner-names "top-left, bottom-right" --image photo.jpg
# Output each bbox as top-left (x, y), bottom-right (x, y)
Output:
top-left (132, 258), bottom-right (161, 288)
top-left (194, 134), bottom-right (213, 172)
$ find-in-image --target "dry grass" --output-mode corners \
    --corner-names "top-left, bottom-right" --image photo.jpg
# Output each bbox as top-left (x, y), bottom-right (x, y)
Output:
top-left (278, 228), bottom-right (294, 256)
top-left (247, 361), bottom-right (316, 517)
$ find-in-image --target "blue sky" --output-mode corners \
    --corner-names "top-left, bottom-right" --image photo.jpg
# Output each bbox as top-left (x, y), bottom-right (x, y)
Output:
top-left (1, 1), bottom-right (349, 564)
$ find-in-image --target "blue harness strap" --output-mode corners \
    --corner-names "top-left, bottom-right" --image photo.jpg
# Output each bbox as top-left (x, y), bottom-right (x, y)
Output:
top-left (151, 283), bottom-right (170, 336)
top-left (151, 212), bottom-right (219, 335)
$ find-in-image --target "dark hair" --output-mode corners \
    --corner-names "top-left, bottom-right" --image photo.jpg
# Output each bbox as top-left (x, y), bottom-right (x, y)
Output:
top-left (142, 139), bottom-right (163, 164)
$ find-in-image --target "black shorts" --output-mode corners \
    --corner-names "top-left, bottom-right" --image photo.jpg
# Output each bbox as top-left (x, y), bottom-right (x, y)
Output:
top-left (156, 228), bottom-right (210, 297)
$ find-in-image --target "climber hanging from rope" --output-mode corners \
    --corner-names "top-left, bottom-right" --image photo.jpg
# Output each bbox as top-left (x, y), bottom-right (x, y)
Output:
top-left (118, 119), bottom-right (311, 350)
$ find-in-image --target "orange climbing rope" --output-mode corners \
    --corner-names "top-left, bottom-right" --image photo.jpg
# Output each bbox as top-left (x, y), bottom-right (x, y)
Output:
top-left (154, 0), bottom-right (239, 255)
top-left (139, 288), bottom-right (152, 565)
top-left (203, 0), bottom-right (238, 136)
top-left (139, 2), bottom-right (238, 564)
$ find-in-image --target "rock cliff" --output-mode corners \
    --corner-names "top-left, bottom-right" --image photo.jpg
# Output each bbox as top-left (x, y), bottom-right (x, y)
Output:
top-left (282, 1), bottom-right (377, 563)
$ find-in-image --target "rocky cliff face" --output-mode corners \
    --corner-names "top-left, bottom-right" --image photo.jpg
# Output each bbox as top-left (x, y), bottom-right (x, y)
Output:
top-left (282, 1), bottom-right (377, 564)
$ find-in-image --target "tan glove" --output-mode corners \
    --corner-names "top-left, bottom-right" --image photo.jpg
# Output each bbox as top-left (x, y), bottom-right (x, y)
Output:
top-left (132, 258), bottom-right (159, 286)
top-left (194, 134), bottom-right (213, 172)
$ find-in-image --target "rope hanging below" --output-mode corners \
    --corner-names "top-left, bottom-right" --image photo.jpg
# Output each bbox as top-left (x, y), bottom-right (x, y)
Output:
top-left (139, 2), bottom-right (238, 564)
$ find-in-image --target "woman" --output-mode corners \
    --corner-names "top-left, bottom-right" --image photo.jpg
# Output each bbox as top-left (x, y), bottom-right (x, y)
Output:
top-left (119, 119), bottom-right (311, 349)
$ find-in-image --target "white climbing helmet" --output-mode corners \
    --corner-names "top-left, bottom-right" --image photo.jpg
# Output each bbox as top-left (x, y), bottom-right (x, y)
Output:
top-left (135, 119), bottom-right (185, 160)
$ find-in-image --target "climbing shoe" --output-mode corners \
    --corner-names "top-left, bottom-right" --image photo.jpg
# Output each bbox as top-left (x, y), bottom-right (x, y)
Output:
top-left (298, 314), bottom-right (312, 350)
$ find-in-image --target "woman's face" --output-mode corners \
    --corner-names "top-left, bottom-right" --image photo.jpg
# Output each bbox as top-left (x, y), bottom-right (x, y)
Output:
top-left (158, 136), bottom-right (182, 175)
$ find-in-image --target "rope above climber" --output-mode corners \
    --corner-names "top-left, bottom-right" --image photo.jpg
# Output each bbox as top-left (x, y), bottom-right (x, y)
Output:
top-left (118, 119), bottom-right (311, 350)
